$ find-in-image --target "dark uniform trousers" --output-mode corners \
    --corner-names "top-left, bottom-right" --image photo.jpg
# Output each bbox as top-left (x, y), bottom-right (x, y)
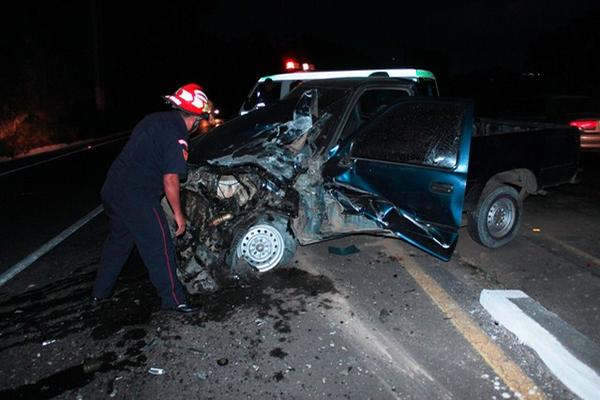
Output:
top-left (92, 184), bottom-right (185, 309)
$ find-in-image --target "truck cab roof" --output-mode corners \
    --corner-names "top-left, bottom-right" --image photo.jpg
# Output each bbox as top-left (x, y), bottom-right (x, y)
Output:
top-left (257, 68), bottom-right (436, 82)
top-left (240, 68), bottom-right (438, 115)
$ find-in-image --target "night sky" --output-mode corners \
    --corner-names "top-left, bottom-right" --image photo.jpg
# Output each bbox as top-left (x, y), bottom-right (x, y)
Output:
top-left (3, 0), bottom-right (600, 128)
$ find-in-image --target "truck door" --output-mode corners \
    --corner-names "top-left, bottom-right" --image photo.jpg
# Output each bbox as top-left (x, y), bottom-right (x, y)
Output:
top-left (324, 98), bottom-right (473, 261)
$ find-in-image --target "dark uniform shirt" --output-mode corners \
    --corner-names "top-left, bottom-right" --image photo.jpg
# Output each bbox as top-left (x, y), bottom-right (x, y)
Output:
top-left (104, 111), bottom-right (189, 201)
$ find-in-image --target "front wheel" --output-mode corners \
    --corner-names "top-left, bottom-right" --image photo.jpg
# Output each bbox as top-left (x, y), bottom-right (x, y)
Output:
top-left (228, 215), bottom-right (297, 274)
top-left (467, 184), bottom-right (522, 248)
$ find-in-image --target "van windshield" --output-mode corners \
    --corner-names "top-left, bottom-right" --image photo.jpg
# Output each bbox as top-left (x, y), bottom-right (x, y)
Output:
top-left (415, 78), bottom-right (439, 96)
top-left (241, 80), bottom-right (283, 112)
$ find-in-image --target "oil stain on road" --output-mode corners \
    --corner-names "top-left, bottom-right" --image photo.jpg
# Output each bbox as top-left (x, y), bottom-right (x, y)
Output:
top-left (0, 256), bottom-right (338, 398)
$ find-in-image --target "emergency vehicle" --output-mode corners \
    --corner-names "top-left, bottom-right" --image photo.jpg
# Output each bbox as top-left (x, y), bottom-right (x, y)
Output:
top-left (240, 67), bottom-right (439, 115)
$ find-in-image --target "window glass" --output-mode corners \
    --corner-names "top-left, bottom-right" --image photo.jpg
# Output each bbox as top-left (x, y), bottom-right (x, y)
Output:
top-left (310, 92), bottom-right (350, 151)
top-left (351, 101), bottom-right (465, 169)
top-left (242, 81), bottom-right (283, 111)
top-left (341, 89), bottom-right (409, 140)
top-left (415, 78), bottom-right (438, 96)
top-left (289, 87), bottom-right (352, 152)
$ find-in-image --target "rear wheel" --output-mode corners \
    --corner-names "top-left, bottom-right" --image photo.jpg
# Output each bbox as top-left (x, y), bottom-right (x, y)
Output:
top-left (467, 184), bottom-right (522, 248)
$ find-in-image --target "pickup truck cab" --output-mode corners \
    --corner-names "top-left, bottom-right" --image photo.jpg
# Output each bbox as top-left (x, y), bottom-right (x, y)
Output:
top-left (174, 77), bottom-right (579, 294)
top-left (239, 68), bottom-right (439, 115)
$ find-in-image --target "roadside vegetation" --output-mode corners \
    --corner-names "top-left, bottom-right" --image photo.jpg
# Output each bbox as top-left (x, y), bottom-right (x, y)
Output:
top-left (0, 111), bottom-right (77, 159)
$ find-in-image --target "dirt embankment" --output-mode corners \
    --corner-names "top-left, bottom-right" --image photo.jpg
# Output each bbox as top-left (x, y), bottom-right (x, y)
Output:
top-left (0, 112), bottom-right (78, 159)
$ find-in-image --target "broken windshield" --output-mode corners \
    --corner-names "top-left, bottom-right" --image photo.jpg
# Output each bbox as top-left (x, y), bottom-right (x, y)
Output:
top-left (189, 87), bottom-right (352, 164)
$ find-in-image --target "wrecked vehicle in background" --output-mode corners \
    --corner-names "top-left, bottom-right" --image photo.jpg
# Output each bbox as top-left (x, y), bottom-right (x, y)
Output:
top-left (168, 78), bottom-right (580, 294)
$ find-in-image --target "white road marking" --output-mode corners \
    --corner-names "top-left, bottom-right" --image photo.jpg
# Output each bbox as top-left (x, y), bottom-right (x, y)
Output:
top-left (480, 289), bottom-right (600, 400)
top-left (383, 241), bottom-right (544, 399)
top-left (0, 205), bottom-right (104, 287)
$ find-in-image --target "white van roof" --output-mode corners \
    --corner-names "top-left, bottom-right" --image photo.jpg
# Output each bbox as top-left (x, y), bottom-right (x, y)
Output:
top-left (257, 68), bottom-right (436, 82)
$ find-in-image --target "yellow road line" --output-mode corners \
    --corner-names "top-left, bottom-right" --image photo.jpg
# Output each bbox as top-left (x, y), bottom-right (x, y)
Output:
top-left (382, 240), bottom-right (545, 400)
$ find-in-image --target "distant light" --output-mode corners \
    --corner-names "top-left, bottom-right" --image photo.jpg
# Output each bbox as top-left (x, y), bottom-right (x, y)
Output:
top-left (570, 119), bottom-right (598, 131)
top-left (214, 109), bottom-right (220, 115)
top-left (521, 71), bottom-right (543, 78)
top-left (285, 59), bottom-right (300, 71)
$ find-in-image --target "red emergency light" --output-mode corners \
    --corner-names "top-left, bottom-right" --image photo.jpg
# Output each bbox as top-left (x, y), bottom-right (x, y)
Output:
top-left (285, 59), bottom-right (301, 71)
top-left (284, 58), bottom-right (315, 72)
top-left (570, 119), bottom-right (598, 131)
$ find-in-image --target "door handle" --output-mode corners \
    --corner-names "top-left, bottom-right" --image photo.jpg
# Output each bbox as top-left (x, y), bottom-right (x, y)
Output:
top-left (431, 182), bottom-right (454, 194)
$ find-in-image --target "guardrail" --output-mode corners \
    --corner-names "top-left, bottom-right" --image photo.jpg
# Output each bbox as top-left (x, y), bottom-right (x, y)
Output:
top-left (0, 130), bottom-right (131, 177)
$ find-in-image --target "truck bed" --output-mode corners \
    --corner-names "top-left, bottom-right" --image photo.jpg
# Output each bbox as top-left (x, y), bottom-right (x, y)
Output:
top-left (474, 118), bottom-right (568, 136)
top-left (463, 118), bottom-right (580, 210)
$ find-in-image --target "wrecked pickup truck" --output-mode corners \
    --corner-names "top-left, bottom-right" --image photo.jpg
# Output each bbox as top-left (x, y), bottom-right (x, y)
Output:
top-left (169, 78), bottom-right (580, 294)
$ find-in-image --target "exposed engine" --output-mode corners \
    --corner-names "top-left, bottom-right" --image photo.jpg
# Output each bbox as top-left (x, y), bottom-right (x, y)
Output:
top-left (172, 165), bottom-right (298, 294)
top-left (167, 88), bottom-right (380, 294)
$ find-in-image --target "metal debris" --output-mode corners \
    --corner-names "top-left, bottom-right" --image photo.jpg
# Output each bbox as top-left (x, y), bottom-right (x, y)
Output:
top-left (328, 245), bottom-right (360, 255)
top-left (42, 339), bottom-right (56, 346)
top-left (142, 339), bottom-right (156, 352)
top-left (148, 367), bottom-right (165, 375)
top-left (83, 357), bottom-right (104, 374)
top-left (195, 371), bottom-right (208, 380)
top-left (107, 377), bottom-right (120, 398)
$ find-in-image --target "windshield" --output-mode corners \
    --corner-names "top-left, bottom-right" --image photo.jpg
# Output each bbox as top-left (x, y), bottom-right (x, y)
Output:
top-left (241, 80), bottom-right (284, 112)
top-left (415, 78), bottom-right (439, 96)
top-left (189, 87), bottom-right (352, 163)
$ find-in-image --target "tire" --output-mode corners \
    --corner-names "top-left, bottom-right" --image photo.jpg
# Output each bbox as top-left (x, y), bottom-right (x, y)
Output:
top-left (227, 215), bottom-right (297, 274)
top-left (467, 184), bottom-right (522, 248)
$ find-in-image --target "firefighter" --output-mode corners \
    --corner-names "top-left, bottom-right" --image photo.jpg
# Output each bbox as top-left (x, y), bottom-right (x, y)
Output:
top-left (91, 83), bottom-right (208, 313)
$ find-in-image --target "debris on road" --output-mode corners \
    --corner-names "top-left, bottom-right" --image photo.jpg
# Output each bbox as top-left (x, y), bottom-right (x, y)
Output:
top-left (328, 245), bottom-right (360, 256)
top-left (148, 367), bottom-right (165, 375)
top-left (142, 339), bottom-right (156, 352)
top-left (42, 339), bottom-right (56, 346)
top-left (217, 358), bottom-right (229, 366)
top-left (195, 371), bottom-right (208, 380)
top-left (82, 357), bottom-right (104, 373)
top-left (532, 228), bottom-right (542, 233)
top-left (379, 309), bottom-right (391, 323)
top-left (107, 376), bottom-right (122, 398)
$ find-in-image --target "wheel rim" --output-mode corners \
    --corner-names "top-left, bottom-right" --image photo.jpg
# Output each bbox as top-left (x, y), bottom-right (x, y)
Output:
top-left (486, 197), bottom-right (516, 239)
top-left (236, 224), bottom-right (285, 272)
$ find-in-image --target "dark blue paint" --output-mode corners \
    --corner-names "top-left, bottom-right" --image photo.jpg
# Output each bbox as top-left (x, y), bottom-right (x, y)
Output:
top-left (326, 101), bottom-right (474, 261)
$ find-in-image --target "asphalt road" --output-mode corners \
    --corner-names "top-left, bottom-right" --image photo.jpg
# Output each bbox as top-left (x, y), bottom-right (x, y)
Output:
top-left (0, 135), bottom-right (128, 272)
top-left (0, 148), bottom-right (598, 399)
